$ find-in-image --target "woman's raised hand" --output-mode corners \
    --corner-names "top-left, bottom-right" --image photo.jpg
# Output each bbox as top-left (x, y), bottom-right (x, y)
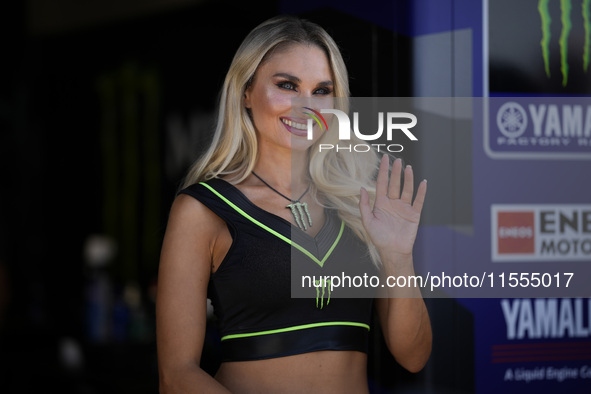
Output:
top-left (359, 155), bottom-right (427, 257)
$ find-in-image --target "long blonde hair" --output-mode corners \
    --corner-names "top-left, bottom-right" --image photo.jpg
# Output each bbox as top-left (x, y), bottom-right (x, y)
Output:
top-left (182, 15), bottom-right (382, 265)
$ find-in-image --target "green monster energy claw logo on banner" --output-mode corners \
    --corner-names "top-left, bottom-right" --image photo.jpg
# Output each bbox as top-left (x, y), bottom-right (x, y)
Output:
top-left (538, 0), bottom-right (591, 86)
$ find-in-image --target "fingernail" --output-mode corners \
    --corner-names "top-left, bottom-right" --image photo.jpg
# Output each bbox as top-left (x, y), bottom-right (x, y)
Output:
top-left (406, 164), bottom-right (412, 169)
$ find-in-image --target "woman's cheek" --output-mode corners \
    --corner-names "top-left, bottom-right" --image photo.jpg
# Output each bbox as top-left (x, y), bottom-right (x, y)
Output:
top-left (266, 90), bottom-right (293, 112)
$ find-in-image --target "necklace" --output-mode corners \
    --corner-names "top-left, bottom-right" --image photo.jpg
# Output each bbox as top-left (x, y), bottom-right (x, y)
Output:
top-left (252, 171), bottom-right (313, 231)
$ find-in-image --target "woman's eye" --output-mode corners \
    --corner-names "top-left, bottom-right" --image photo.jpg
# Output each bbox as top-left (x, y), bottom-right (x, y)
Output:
top-left (314, 87), bottom-right (333, 95)
top-left (277, 81), bottom-right (296, 91)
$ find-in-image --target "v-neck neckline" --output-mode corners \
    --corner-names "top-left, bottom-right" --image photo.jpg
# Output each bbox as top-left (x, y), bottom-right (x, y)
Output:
top-left (214, 178), bottom-right (333, 242)
top-left (202, 179), bottom-right (345, 268)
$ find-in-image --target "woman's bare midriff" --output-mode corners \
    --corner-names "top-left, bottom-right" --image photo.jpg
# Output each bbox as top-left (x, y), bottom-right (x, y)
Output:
top-left (214, 350), bottom-right (369, 393)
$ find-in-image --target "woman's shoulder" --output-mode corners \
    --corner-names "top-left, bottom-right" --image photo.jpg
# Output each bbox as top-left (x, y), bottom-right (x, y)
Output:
top-left (168, 187), bottom-right (227, 238)
top-left (177, 178), bottom-right (231, 197)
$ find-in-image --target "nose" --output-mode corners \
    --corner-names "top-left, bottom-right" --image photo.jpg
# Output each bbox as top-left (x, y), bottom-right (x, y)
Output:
top-left (291, 97), bottom-right (314, 119)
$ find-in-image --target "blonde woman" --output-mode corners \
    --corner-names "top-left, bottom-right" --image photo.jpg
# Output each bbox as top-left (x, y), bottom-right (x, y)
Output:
top-left (156, 15), bottom-right (431, 393)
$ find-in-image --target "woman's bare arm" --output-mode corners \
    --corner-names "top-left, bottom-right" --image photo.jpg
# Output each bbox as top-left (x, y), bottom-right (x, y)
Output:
top-left (156, 194), bottom-right (231, 393)
top-left (374, 256), bottom-right (432, 373)
top-left (359, 155), bottom-right (432, 372)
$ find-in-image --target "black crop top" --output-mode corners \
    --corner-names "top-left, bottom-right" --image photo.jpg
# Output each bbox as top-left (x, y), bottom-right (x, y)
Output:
top-left (179, 179), bottom-right (377, 362)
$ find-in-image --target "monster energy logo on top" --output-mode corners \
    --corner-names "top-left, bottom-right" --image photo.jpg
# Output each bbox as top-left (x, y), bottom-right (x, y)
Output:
top-left (538, 0), bottom-right (591, 86)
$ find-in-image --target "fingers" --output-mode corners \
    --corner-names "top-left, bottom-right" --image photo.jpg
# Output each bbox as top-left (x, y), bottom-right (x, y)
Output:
top-left (413, 179), bottom-right (428, 213)
top-left (400, 164), bottom-right (414, 203)
top-left (388, 158), bottom-right (402, 199)
top-left (374, 155), bottom-right (427, 211)
top-left (375, 154), bottom-right (390, 197)
top-left (359, 187), bottom-right (373, 228)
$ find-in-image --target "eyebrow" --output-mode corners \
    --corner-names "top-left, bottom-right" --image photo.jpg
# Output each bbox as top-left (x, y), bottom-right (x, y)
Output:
top-left (272, 72), bottom-right (334, 87)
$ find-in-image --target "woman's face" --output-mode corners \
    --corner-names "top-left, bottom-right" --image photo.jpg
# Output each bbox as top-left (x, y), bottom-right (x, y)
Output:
top-left (244, 43), bottom-right (334, 153)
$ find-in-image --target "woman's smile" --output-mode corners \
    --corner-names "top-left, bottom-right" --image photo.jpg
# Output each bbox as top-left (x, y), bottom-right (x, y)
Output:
top-left (279, 116), bottom-right (321, 137)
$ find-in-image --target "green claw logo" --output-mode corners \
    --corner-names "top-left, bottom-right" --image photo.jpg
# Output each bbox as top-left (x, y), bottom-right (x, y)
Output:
top-left (538, 0), bottom-right (591, 86)
top-left (314, 278), bottom-right (331, 309)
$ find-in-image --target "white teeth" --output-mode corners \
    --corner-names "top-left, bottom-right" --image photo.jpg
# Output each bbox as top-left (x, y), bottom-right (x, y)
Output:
top-left (282, 118), bottom-right (307, 130)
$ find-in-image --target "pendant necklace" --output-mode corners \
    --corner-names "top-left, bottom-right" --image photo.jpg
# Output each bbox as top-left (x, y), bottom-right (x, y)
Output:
top-left (252, 171), bottom-right (313, 231)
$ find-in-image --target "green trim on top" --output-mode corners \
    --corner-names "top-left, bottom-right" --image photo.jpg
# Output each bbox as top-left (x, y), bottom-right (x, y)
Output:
top-left (221, 321), bottom-right (370, 341)
top-left (199, 182), bottom-right (344, 268)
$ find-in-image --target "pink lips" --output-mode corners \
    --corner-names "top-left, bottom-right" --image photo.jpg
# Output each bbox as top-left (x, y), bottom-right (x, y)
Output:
top-left (280, 117), bottom-right (311, 137)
